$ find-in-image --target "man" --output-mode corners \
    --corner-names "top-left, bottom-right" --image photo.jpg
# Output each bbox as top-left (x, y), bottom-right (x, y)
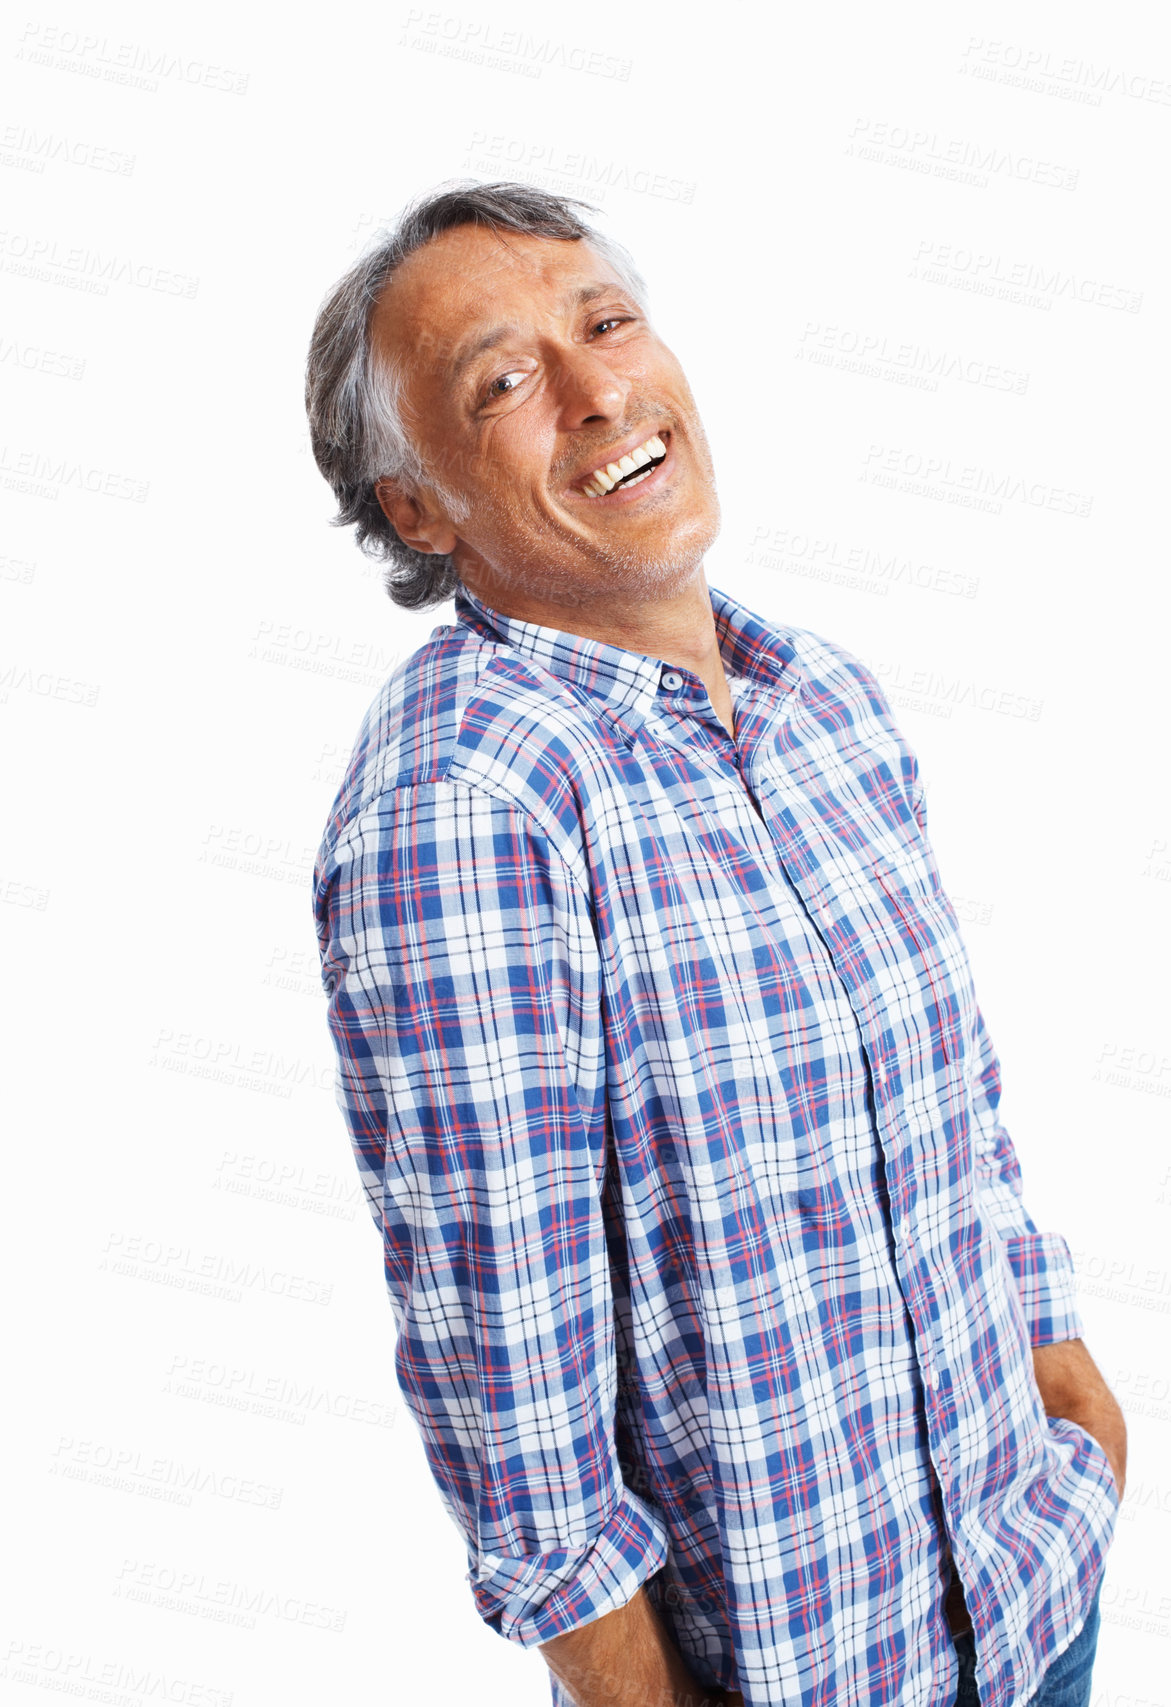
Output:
top-left (306, 183), bottom-right (1125, 1707)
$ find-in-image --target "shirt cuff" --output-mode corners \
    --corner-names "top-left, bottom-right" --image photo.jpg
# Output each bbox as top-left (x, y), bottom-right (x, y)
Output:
top-left (1002, 1231), bottom-right (1086, 1346)
top-left (468, 1487), bottom-right (671, 1648)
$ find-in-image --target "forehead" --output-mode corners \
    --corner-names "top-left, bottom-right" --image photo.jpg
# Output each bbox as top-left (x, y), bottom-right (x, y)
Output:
top-left (370, 226), bottom-right (623, 374)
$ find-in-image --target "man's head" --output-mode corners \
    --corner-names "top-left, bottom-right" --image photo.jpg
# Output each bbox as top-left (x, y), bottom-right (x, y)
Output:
top-left (305, 182), bottom-right (720, 618)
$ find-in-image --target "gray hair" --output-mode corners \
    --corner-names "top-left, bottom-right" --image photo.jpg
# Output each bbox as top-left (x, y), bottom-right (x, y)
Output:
top-left (304, 180), bottom-right (648, 610)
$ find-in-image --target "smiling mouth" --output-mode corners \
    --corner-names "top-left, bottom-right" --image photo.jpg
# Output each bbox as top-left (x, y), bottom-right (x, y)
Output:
top-left (580, 433), bottom-right (668, 498)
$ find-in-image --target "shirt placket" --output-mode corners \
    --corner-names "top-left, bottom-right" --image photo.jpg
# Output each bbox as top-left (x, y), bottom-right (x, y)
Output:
top-left (734, 697), bottom-right (962, 1511)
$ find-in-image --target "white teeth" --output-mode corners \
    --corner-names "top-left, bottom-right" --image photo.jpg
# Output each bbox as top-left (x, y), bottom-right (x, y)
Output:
top-left (582, 433), bottom-right (667, 495)
top-left (621, 467), bottom-right (654, 489)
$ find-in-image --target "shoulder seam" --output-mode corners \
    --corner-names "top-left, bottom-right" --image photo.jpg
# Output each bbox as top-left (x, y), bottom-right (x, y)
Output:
top-left (331, 777), bottom-right (593, 904)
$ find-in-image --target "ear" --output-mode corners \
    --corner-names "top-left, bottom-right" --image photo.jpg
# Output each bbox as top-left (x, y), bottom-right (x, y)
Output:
top-left (374, 478), bottom-right (459, 557)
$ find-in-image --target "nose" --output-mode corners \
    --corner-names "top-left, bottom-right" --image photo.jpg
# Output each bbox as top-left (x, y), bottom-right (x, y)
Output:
top-left (551, 343), bottom-right (630, 428)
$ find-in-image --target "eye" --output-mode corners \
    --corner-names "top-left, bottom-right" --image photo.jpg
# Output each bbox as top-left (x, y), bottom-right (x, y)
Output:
top-left (591, 315), bottom-right (634, 336)
top-left (485, 369), bottom-right (528, 400)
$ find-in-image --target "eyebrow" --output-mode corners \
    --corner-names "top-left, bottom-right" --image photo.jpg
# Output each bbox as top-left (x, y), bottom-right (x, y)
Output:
top-left (446, 282), bottom-right (630, 385)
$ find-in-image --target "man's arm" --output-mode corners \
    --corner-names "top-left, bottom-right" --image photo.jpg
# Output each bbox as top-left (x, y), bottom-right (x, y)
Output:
top-left (903, 765), bottom-right (1127, 1496)
top-left (539, 1586), bottom-right (732, 1707)
top-left (316, 782), bottom-right (673, 1653)
top-left (1033, 1338), bottom-right (1127, 1499)
top-left (962, 1002), bottom-right (1127, 1491)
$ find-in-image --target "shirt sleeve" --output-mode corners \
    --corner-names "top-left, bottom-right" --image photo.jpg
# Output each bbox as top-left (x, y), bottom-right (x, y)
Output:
top-left (907, 768), bottom-right (1084, 1347)
top-left (314, 780), bottom-right (670, 1647)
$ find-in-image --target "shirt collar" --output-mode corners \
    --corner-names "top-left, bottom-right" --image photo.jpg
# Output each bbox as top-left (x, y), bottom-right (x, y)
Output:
top-left (454, 581), bottom-right (800, 735)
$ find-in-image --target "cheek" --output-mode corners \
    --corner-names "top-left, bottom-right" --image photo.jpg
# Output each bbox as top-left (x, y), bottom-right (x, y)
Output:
top-left (476, 413), bottom-right (557, 491)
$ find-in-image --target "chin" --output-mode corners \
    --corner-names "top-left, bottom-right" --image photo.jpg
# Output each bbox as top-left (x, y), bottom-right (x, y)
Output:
top-left (603, 499), bottom-right (722, 582)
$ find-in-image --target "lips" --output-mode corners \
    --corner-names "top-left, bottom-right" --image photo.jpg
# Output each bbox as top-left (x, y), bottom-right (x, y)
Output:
top-left (577, 433), bottom-right (668, 498)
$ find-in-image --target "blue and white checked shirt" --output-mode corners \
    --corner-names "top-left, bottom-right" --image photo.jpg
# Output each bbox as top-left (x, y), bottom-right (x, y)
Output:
top-left (313, 583), bottom-right (1118, 1707)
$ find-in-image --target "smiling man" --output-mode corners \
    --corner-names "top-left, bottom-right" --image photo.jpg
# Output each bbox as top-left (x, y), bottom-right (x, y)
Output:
top-left (306, 184), bottom-right (1124, 1707)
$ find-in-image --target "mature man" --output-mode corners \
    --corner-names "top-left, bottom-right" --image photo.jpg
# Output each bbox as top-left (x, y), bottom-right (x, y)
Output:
top-left (306, 183), bottom-right (1124, 1707)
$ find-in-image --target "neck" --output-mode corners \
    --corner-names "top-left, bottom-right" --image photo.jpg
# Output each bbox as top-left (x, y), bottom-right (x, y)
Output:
top-left (464, 565), bottom-right (735, 737)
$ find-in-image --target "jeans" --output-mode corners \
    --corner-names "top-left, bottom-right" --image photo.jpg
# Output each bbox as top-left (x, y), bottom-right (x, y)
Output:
top-left (953, 1584), bottom-right (1102, 1707)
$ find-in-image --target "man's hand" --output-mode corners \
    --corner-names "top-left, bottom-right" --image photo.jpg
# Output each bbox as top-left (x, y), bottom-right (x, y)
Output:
top-left (1032, 1337), bottom-right (1127, 1500)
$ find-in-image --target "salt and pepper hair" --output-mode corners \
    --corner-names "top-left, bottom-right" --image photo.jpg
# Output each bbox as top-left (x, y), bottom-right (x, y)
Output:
top-left (304, 181), bottom-right (648, 610)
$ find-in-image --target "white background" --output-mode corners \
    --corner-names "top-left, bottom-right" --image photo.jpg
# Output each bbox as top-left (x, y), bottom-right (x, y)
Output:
top-left (3, 1), bottom-right (1169, 1703)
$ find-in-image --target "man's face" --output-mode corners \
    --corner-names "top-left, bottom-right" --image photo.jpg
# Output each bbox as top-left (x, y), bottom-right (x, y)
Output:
top-left (370, 224), bottom-right (721, 617)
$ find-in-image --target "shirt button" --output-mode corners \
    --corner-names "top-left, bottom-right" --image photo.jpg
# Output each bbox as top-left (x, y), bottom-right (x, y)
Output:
top-left (928, 1366), bottom-right (941, 1391)
top-left (661, 669), bottom-right (684, 692)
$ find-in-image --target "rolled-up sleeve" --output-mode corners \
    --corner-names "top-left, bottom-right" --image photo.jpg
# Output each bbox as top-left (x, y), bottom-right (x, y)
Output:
top-left (962, 1004), bottom-right (1085, 1346)
top-left (906, 759), bottom-right (1085, 1348)
top-left (313, 780), bottom-right (670, 1646)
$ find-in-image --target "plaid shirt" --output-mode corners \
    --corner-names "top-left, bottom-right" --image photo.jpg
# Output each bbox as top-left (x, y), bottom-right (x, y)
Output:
top-left (313, 583), bottom-right (1117, 1707)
